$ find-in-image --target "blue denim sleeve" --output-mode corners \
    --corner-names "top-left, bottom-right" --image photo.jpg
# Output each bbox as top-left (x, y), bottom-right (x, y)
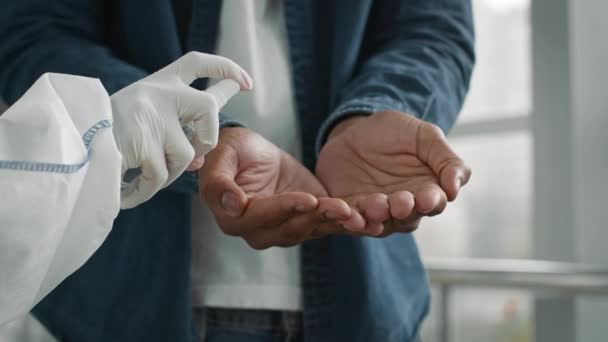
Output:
top-left (316, 0), bottom-right (475, 153)
top-left (0, 0), bottom-right (148, 101)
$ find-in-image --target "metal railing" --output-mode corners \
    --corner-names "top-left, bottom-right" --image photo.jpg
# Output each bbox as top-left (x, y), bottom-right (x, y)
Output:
top-left (424, 257), bottom-right (608, 342)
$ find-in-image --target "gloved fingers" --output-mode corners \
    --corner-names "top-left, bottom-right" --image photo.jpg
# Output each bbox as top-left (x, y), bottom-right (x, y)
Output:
top-left (120, 145), bottom-right (168, 209)
top-left (163, 116), bottom-right (196, 187)
top-left (179, 122), bottom-right (208, 170)
top-left (177, 85), bottom-right (219, 123)
top-left (187, 155), bottom-right (206, 171)
top-left (177, 77), bottom-right (237, 123)
top-left (177, 87), bottom-right (220, 157)
top-left (204, 79), bottom-right (241, 109)
top-left (177, 79), bottom-right (240, 156)
top-left (190, 113), bottom-right (220, 159)
top-left (165, 51), bottom-right (252, 90)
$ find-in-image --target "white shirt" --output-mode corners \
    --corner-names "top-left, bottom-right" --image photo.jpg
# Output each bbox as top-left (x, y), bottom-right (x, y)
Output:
top-left (191, 0), bottom-right (303, 311)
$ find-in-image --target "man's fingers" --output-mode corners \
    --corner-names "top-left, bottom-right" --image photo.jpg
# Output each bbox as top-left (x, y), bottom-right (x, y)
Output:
top-left (381, 194), bottom-right (422, 236)
top-left (243, 208), bottom-right (322, 250)
top-left (199, 144), bottom-right (248, 221)
top-left (440, 162), bottom-right (472, 201)
top-left (339, 208), bottom-right (367, 232)
top-left (367, 192), bottom-right (419, 236)
top-left (317, 197), bottom-right (351, 221)
top-left (344, 194), bottom-right (389, 236)
top-left (121, 146), bottom-right (168, 209)
top-left (388, 191), bottom-right (416, 219)
top-left (311, 198), bottom-right (367, 236)
top-left (167, 51), bottom-right (252, 90)
top-left (245, 197), bottom-right (366, 249)
top-left (386, 215), bottom-right (422, 235)
top-left (357, 193), bottom-right (390, 223)
top-left (241, 192), bottom-right (318, 230)
top-left (228, 192), bottom-right (318, 246)
top-left (416, 122), bottom-right (471, 200)
top-left (414, 184), bottom-right (448, 216)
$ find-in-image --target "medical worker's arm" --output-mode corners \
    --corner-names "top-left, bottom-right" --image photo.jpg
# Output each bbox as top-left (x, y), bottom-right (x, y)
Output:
top-left (315, 0), bottom-right (475, 236)
top-left (0, 2), bottom-right (253, 205)
top-left (0, 73), bottom-right (120, 326)
top-left (0, 52), bottom-right (250, 322)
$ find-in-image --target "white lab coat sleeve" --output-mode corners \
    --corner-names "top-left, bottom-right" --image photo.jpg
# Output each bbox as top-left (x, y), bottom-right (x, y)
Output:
top-left (0, 73), bottom-right (121, 326)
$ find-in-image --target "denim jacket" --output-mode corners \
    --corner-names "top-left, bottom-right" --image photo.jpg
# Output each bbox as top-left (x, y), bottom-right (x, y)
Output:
top-left (0, 1), bottom-right (474, 341)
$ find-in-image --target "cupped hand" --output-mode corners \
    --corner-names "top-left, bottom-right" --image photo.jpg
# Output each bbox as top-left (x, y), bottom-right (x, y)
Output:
top-left (316, 111), bottom-right (471, 236)
top-left (198, 127), bottom-right (366, 249)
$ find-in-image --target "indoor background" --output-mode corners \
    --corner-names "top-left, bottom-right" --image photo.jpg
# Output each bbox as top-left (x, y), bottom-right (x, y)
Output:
top-left (417, 0), bottom-right (608, 341)
top-left (1, 0), bottom-right (607, 341)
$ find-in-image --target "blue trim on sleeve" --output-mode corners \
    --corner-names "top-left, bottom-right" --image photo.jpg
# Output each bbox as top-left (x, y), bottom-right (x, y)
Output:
top-left (0, 119), bottom-right (112, 173)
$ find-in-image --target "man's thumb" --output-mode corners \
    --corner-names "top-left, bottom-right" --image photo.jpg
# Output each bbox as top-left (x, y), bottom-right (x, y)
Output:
top-left (221, 191), bottom-right (245, 217)
top-left (198, 144), bottom-right (247, 218)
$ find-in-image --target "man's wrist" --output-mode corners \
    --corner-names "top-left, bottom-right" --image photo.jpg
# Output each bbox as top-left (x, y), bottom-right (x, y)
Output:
top-left (328, 115), bottom-right (367, 141)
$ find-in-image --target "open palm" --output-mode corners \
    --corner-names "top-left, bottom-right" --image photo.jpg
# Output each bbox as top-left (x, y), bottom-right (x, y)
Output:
top-left (199, 127), bottom-right (365, 249)
top-left (316, 111), bottom-right (471, 236)
top-left (225, 128), bottom-right (324, 198)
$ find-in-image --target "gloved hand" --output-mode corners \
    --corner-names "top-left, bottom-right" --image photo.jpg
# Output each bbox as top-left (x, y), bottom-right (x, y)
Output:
top-left (111, 52), bottom-right (252, 209)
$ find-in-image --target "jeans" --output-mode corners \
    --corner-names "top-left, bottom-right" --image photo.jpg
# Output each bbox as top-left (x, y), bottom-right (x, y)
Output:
top-left (193, 308), bottom-right (303, 342)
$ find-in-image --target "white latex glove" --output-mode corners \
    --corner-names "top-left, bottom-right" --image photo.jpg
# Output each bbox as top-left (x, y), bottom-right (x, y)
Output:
top-left (111, 52), bottom-right (252, 209)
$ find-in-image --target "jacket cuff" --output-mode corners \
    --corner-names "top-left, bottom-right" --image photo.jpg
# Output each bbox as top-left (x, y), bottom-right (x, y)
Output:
top-left (315, 96), bottom-right (414, 155)
top-left (219, 112), bottom-right (245, 129)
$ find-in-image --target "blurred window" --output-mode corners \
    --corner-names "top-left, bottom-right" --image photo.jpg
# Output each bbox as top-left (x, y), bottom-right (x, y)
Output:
top-left (416, 1), bottom-right (534, 341)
